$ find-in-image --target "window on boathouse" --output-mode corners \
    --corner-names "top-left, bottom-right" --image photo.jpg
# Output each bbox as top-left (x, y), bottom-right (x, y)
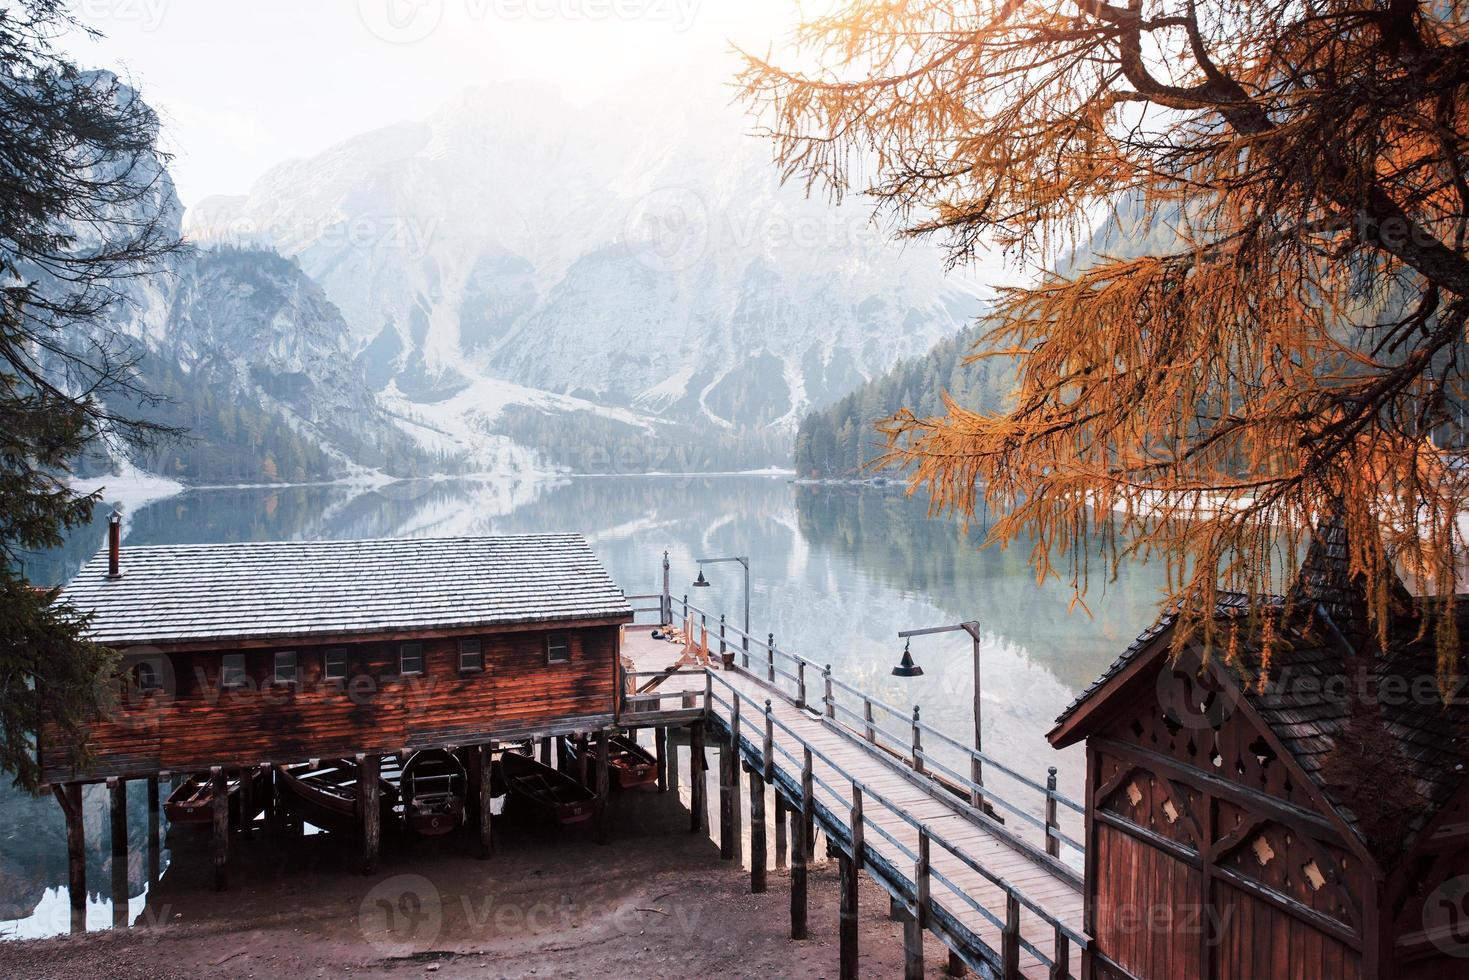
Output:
top-left (324, 647), bottom-right (348, 680)
top-left (221, 653), bottom-right (246, 689)
top-left (546, 634), bottom-right (570, 664)
top-left (400, 642), bottom-right (424, 676)
top-left (459, 638), bottom-right (483, 672)
top-left (274, 650), bottom-right (297, 685)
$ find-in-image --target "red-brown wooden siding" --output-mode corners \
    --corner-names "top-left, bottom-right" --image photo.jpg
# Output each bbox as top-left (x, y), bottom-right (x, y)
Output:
top-left (41, 624), bottom-right (619, 782)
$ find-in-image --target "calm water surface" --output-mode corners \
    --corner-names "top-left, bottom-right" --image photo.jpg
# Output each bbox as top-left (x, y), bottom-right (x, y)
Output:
top-left (1, 474), bottom-right (1169, 938)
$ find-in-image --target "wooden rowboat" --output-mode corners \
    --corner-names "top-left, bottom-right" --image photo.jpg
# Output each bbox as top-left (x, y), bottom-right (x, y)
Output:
top-left (164, 766), bottom-right (268, 827)
top-left (559, 733), bottom-right (658, 791)
top-left (499, 749), bottom-right (596, 825)
top-left (401, 749), bottom-right (466, 837)
top-left (276, 757), bottom-right (398, 832)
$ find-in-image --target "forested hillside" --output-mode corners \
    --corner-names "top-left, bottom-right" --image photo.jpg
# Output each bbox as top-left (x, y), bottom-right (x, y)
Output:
top-left (793, 197), bottom-right (1169, 479)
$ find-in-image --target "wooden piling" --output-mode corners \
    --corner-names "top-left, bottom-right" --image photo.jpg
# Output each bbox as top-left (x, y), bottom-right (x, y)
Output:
top-left (478, 743), bottom-right (494, 859)
top-left (749, 768), bottom-right (767, 893)
top-left (595, 730), bottom-right (611, 845)
top-left (211, 766), bottom-right (229, 891)
top-left (947, 950), bottom-right (967, 977)
top-left (239, 766), bottom-right (254, 839)
top-left (655, 726), bottom-right (669, 792)
top-left (357, 753), bottom-right (380, 875)
top-left (539, 736), bottom-right (553, 767)
top-left (689, 722), bottom-right (706, 834)
top-left (839, 849), bottom-right (859, 980)
top-left (774, 793), bottom-right (788, 869)
top-left (903, 905), bottom-right (924, 980)
top-left (719, 734), bottom-right (735, 860)
top-left (56, 783), bottom-right (85, 933)
top-left (147, 775), bottom-right (161, 886)
top-left (791, 747), bottom-right (811, 941)
top-left (109, 777), bottom-right (128, 929)
top-left (575, 734), bottom-right (590, 786)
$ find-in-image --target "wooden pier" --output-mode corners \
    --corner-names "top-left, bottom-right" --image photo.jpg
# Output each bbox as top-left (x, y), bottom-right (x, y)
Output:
top-left (621, 616), bottom-right (1096, 979)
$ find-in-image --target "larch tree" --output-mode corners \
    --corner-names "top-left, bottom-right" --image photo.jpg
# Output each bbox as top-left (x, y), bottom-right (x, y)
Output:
top-left (741, 0), bottom-right (1469, 685)
top-left (1, 0), bottom-right (180, 789)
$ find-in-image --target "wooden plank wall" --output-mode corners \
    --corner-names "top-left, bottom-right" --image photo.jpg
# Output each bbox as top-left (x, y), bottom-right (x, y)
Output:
top-left (1214, 882), bottom-right (1361, 979)
top-left (1094, 822), bottom-right (1203, 980)
top-left (42, 624), bottom-right (619, 781)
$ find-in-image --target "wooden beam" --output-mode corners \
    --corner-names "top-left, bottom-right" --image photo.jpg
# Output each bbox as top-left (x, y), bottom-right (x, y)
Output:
top-left (211, 766), bottom-right (228, 891)
top-left (109, 777), bottom-right (127, 930)
top-left (357, 753), bottom-right (380, 875)
top-left (538, 736), bottom-right (552, 767)
top-left (774, 792), bottom-right (788, 870)
top-left (903, 909), bottom-right (924, 980)
top-left (239, 766), bottom-right (255, 839)
top-left (54, 783), bottom-right (85, 933)
top-left (1002, 893), bottom-right (1020, 979)
top-left (478, 743), bottom-right (494, 859)
top-left (839, 849), bottom-right (859, 980)
top-left (655, 726), bottom-right (669, 792)
top-left (719, 733), bottom-right (736, 860)
top-left (791, 747), bottom-right (810, 941)
top-left (750, 768), bottom-right (767, 893)
top-left (689, 722), bottom-right (705, 834)
top-left (146, 775), bottom-right (161, 886)
top-left (595, 731), bottom-right (611, 846)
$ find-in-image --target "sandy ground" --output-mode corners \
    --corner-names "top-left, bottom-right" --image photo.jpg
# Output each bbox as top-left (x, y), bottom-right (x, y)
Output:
top-left (0, 788), bottom-right (944, 978)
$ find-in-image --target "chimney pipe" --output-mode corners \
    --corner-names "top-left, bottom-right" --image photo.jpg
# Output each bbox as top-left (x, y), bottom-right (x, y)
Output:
top-left (107, 510), bottom-right (122, 580)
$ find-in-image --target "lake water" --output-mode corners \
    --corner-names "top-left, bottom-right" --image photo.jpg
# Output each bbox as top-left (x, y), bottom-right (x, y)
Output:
top-left (1, 474), bottom-right (1170, 939)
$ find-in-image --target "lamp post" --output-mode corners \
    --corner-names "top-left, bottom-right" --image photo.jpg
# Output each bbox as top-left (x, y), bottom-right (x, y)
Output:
top-left (693, 556), bottom-right (750, 655)
top-left (893, 622), bottom-right (984, 807)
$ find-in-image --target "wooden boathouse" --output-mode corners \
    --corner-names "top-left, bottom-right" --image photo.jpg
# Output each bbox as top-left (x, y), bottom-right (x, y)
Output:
top-left (45, 531), bottom-right (634, 903)
top-left (1049, 521), bottom-right (1469, 979)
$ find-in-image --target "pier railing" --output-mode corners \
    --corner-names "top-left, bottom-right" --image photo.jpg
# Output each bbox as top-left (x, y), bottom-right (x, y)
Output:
top-left (671, 595), bottom-right (1084, 870)
top-left (704, 669), bottom-right (1088, 979)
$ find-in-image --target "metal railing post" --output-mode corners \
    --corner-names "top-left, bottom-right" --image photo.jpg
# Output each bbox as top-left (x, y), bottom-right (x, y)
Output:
top-left (719, 614), bottom-right (728, 667)
top-left (767, 633), bottom-right (776, 683)
top-left (911, 706), bottom-right (925, 775)
top-left (823, 665), bottom-right (835, 719)
top-left (1045, 766), bottom-right (1060, 858)
top-left (796, 661), bottom-right (806, 708)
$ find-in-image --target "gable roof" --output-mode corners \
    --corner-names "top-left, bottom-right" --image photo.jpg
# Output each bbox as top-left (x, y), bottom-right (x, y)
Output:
top-left (1048, 519), bottom-right (1469, 855)
top-left (63, 534), bottom-right (632, 647)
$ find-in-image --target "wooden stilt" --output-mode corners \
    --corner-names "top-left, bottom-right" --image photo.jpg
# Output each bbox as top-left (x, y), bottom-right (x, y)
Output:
top-left (463, 745), bottom-right (482, 833)
top-left (108, 777), bottom-right (128, 928)
top-left (791, 748), bottom-right (811, 941)
top-left (211, 767), bottom-right (229, 891)
top-left (538, 736), bottom-right (553, 767)
top-left (239, 766), bottom-right (254, 839)
top-left (719, 736), bottom-right (735, 860)
top-left (655, 726), bottom-right (669, 792)
top-left (689, 722), bottom-right (706, 834)
top-left (146, 775), bottom-right (161, 886)
top-left (774, 793), bottom-right (788, 870)
top-left (575, 734), bottom-right (590, 786)
top-left (947, 949), bottom-right (967, 977)
top-left (890, 894), bottom-right (904, 921)
top-left (53, 784), bottom-right (85, 933)
top-left (357, 753), bottom-right (380, 875)
top-left (595, 730), bottom-right (611, 845)
top-left (749, 768), bottom-right (767, 893)
top-left (478, 743), bottom-right (494, 859)
top-left (839, 850), bottom-right (859, 980)
top-left (904, 905), bottom-right (924, 980)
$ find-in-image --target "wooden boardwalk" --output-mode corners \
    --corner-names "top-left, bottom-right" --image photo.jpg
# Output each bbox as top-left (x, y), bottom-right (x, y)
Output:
top-left (623, 627), bottom-right (1087, 979)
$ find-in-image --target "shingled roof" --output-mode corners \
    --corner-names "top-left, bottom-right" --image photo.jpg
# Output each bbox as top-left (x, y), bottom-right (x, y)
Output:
top-left (1051, 518), bottom-right (1469, 855)
top-left (63, 534), bottom-right (632, 647)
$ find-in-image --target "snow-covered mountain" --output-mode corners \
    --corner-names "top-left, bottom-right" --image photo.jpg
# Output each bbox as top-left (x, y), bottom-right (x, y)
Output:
top-left (186, 75), bottom-right (990, 446)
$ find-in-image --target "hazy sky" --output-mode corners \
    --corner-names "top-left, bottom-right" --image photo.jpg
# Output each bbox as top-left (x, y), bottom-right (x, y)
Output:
top-left (59, 0), bottom-right (809, 206)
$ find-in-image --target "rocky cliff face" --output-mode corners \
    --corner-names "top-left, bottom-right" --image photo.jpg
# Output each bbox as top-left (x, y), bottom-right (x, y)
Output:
top-left (187, 75), bottom-right (992, 447)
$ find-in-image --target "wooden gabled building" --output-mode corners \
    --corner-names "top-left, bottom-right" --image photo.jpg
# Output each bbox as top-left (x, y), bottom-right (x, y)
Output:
top-left (44, 530), bottom-right (633, 905)
top-left (1049, 521), bottom-right (1469, 979)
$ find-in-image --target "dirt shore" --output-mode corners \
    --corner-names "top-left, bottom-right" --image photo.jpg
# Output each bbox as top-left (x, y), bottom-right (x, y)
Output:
top-left (0, 789), bottom-right (939, 978)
